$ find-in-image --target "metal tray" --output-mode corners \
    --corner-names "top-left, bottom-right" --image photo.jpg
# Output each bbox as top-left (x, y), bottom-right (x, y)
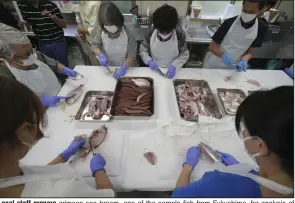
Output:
top-left (75, 91), bottom-right (114, 121)
top-left (173, 79), bottom-right (223, 122)
top-left (110, 77), bottom-right (154, 120)
top-left (217, 88), bottom-right (246, 115)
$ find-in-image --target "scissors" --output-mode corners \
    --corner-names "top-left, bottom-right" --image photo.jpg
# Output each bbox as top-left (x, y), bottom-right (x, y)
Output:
top-left (89, 138), bottom-right (97, 156)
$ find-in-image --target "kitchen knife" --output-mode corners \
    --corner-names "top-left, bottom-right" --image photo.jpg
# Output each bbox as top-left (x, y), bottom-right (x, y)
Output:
top-left (89, 138), bottom-right (97, 156)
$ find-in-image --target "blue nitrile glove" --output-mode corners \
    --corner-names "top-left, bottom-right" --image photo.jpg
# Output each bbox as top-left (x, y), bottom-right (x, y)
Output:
top-left (60, 140), bottom-right (86, 161)
top-left (61, 67), bottom-right (77, 77)
top-left (236, 60), bottom-right (248, 72)
top-left (147, 59), bottom-right (158, 71)
top-left (221, 53), bottom-right (234, 66)
top-left (216, 150), bottom-right (239, 166)
top-left (98, 53), bottom-right (108, 67)
top-left (167, 64), bottom-right (176, 79)
top-left (41, 96), bottom-right (67, 107)
top-left (183, 146), bottom-right (200, 169)
top-left (114, 64), bottom-right (127, 79)
top-left (90, 154), bottom-right (106, 176)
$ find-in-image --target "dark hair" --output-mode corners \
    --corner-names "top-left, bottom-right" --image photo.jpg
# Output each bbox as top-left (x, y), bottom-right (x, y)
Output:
top-left (98, 2), bottom-right (124, 33)
top-left (243, 0), bottom-right (278, 10)
top-left (235, 86), bottom-right (294, 178)
top-left (0, 76), bottom-right (46, 146)
top-left (152, 4), bottom-right (179, 33)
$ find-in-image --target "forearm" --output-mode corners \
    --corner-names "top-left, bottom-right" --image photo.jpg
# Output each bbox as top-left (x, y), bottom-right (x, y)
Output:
top-left (139, 44), bottom-right (151, 64)
top-left (172, 49), bottom-right (189, 69)
top-left (94, 170), bottom-right (113, 190)
top-left (241, 48), bottom-right (253, 61)
top-left (48, 155), bottom-right (66, 165)
top-left (57, 63), bottom-right (65, 73)
top-left (176, 165), bottom-right (193, 187)
top-left (124, 57), bottom-right (134, 67)
top-left (92, 47), bottom-right (102, 56)
top-left (52, 17), bottom-right (67, 28)
top-left (208, 40), bottom-right (224, 57)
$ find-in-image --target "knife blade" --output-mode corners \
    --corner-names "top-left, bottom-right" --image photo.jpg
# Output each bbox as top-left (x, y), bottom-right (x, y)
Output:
top-left (157, 68), bottom-right (165, 77)
top-left (89, 138), bottom-right (96, 156)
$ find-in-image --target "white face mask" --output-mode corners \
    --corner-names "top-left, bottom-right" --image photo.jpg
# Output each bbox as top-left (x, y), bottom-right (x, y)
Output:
top-left (21, 52), bottom-right (38, 66)
top-left (240, 11), bottom-right (257, 23)
top-left (104, 25), bottom-right (118, 33)
top-left (158, 32), bottom-right (172, 40)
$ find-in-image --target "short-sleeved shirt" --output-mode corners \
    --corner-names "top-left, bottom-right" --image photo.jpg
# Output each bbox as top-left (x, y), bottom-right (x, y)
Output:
top-left (18, 0), bottom-right (64, 43)
top-left (212, 16), bottom-right (268, 48)
top-left (171, 170), bottom-right (262, 198)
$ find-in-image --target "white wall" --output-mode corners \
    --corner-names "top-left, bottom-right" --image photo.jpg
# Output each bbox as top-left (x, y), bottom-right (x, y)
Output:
top-left (191, 1), bottom-right (231, 18)
top-left (138, 1), bottom-right (189, 17)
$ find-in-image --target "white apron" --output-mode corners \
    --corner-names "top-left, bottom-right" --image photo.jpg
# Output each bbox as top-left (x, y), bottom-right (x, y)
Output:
top-left (7, 60), bottom-right (61, 98)
top-left (203, 17), bottom-right (258, 69)
top-left (101, 27), bottom-right (128, 66)
top-left (214, 162), bottom-right (294, 195)
top-left (150, 29), bottom-right (179, 68)
top-left (0, 164), bottom-right (114, 197)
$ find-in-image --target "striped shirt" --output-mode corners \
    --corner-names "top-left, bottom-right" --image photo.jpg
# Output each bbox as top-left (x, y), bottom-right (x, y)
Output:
top-left (18, 0), bottom-right (64, 42)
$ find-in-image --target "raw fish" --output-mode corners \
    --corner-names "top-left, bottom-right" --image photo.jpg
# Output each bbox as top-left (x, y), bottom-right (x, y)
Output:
top-left (66, 84), bottom-right (84, 104)
top-left (144, 152), bottom-right (157, 165)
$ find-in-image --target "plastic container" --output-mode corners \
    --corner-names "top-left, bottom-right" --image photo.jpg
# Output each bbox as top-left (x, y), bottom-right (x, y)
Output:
top-left (192, 5), bottom-right (202, 18)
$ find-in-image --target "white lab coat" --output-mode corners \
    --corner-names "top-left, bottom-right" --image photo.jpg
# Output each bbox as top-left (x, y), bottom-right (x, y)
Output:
top-left (0, 164), bottom-right (115, 197)
top-left (203, 16), bottom-right (258, 69)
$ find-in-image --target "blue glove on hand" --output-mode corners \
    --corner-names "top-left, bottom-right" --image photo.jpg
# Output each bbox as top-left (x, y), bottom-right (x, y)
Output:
top-left (236, 60), bottom-right (248, 72)
top-left (167, 64), bottom-right (176, 79)
top-left (147, 59), bottom-right (158, 71)
top-left (62, 67), bottom-right (77, 77)
top-left (98, 53), bottom-right (108, 67)
top-left (90, 154), bottom-right (106, 177)
top-left (60, 140), bottom-right (86, 161)
top-left (222, 53), bottom-right (234, 66)
top-left (184, 146), bottom-right (200, 169)
top-left (114, 64), bottom-right (127, 79)
top-left (216, 150), bottom-right (239, 166)
top-left (41, 96), bottom-right (67, 107)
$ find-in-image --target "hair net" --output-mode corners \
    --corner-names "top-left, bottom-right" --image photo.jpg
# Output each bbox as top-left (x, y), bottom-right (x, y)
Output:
top-left (0, 39), bottom-right (13, 60)
top-left (0, 23), bottom-right (30, 45)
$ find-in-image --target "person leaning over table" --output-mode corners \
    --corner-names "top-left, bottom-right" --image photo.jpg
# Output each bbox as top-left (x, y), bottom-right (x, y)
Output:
top-left (202, 0), bottom-right (276, 71)
top-left (139, 4), bottom-right (189, 79)
top-left (0, 23), bottom-right (77, 107)
top-left (0, 76), bottom-right (115, 198)
top-left (172, 86), bottom-right (294, 198)
top-left (92, 2), bottom-right (137, 79)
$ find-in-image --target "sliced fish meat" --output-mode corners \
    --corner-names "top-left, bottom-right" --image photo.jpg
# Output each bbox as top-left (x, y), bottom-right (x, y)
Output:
top-left (144, 152), bottom-right (157, 165)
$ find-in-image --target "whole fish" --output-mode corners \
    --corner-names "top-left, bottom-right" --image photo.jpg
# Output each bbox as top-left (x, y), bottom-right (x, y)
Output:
top-left (66, 84), bottom-right (84, 104)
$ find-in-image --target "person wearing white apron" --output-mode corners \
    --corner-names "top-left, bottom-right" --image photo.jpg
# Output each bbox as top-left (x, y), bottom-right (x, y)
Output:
top-left (92, 2), bottom-right (136, 79)
top-left (0, 23), bottom-right (78, 107)
top-left (76, 1), bottom-right (101, 65)
top-left (0, 77), bottom-right (115, 197)
top-left (172, 86), bottom-right (294, 197)
top-left (139, 4), bottom-right (189, 79)
top-left (203, 0), bottom-right (270, 71)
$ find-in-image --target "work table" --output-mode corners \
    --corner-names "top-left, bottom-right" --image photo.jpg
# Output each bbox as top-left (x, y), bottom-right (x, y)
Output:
top-left (20, 66), bottom-right (292, 192)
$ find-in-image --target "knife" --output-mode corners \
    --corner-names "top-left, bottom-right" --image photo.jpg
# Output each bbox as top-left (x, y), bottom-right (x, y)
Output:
top-left (89, 138), bottom-right (97, 156)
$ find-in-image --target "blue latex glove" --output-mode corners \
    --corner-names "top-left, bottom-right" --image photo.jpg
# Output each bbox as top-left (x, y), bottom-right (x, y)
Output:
top-left (167, 64), bottom-right (176, 79)
top-left (216, 150), bottom-right (239, 166)
top-left (114, 64), bottom-right (127, 79)
top-left (98, 53), bottom-right (108, 67)
top-left (61, 67), bottom-right (77, 77)
top-left (183, 146), bottom-right (200, 169)
top-left (221, 53), bottom-right (234, 66)
top-left (41, 96), bottom-right (67, 107)
top-left (90, 154), bottom-right (106, 176)
top-left (147, 59), bottom-right (158, 71)
top-left (236, 60), bottom-right (248, 72)
top-left (60, 140), bottom-right (86, 161)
